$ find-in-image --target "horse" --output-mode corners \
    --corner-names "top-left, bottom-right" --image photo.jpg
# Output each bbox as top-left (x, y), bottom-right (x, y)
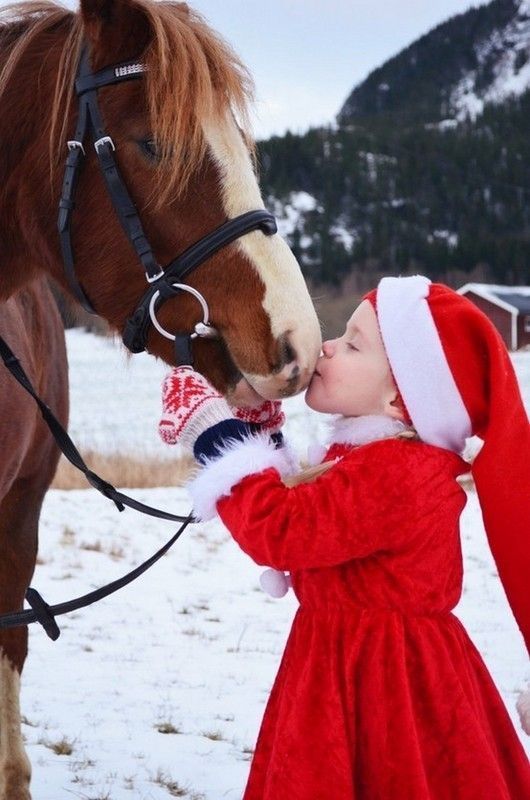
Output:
top-left (0, 1), bottom-right (322, 796)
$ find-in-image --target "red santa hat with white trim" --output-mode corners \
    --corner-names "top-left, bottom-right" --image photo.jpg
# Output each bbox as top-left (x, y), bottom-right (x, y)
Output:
top-left (365, 276), bottom-right (530, 670)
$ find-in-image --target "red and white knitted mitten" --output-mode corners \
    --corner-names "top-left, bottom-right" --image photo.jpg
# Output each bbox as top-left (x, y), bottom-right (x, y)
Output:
top-left (159, 367), bottom-right (233, 452)
top-left (232, 400), bottom-right (285, 435)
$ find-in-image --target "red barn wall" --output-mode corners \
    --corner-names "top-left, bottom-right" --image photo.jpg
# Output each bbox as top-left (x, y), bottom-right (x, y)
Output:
top-left (517, 313), bottom-right (530, 349)
top-left (461, 291), bottom-right (514, 349)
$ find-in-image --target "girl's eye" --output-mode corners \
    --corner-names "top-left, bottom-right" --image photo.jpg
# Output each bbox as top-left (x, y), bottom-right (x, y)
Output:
top-left (347, 343), bottom-right (358, 351)
top-left (139, 138), bottom-right (161, 161)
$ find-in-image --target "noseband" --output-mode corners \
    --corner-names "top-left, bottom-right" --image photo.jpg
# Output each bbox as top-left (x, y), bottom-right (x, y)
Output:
top-left (58, 46), bottom-right (277, 365)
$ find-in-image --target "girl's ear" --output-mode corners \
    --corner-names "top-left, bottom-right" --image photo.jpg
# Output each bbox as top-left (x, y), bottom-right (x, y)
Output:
top-left (384, 391), bottom-right (407, 422)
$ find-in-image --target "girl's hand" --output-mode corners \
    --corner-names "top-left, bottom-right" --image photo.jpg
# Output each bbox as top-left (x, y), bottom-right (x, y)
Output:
top-left (232, 400), bottom-right (285, 436)
top-left (159, 367), bottom-right (233, 452)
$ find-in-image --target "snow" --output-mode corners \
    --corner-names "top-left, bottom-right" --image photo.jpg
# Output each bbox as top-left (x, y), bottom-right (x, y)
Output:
top-left (429, 229), bottom-right (459, 248)
top-left (451, 2), bottom-right (530, 121)
top-left (461, 282), bottom-right (530, 298)
top-left (20, 330), bottom-right (530, 798)
top-left (267, 191), bottom-right (321, 240)
top-left (425, 119), bottom-right (459, 131)
top-left (329, 224), bottom-right (357, 253)
top-left (358, 151), bottom-right (397, 184)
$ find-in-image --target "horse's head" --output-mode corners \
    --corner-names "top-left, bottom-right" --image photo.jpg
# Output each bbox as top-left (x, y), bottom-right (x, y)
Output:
top-left (13, 0), bottom-right (322, 402)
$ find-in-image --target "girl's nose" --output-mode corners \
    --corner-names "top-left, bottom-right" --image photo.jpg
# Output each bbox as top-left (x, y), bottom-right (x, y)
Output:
top-left (322, 340), bottom-right (334, 357)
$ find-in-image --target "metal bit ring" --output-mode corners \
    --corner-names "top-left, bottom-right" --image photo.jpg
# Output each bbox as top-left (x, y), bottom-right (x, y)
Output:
top-left (148, 283), bottom-right (218, 342)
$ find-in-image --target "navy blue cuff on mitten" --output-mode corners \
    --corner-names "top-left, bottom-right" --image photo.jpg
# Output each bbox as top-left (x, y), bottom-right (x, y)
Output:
top-left (194, 419), bottom-right (254, 464)
top-left (193, 421), bottom-right (285, 464)
top-left (270, 431), bottom-right (284, 448)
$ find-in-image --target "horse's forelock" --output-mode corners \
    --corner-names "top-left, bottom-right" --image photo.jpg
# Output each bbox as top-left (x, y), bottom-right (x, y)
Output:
top-left (1, 0), bottom-right (255, 206)
top-left (139, 0), bottom-right (255, 207)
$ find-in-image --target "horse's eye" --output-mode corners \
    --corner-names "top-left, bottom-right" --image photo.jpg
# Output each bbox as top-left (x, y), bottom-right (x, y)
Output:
top-left (139, 138), bottom-right (160, 161)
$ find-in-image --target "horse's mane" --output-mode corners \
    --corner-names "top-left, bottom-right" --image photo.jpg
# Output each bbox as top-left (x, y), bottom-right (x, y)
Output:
top-left (0, 0), bottom-right (254, 205)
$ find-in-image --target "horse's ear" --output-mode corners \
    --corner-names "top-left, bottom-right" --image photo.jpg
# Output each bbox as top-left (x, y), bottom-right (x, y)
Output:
top-left (80, 0), bottom-right (151, 65)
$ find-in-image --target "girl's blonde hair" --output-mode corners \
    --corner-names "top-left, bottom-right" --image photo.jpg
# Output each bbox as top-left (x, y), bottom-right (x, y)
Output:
top-left (282, 428), bottom-right (418, 488)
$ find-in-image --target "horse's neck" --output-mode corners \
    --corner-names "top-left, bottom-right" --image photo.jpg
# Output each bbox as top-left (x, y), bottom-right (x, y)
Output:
top-left (0, 20), bottom-right (71, 300)
top-left (0, 180), bottom-right (53, 300)
top-left (0, 42), bottom-right (60, 301)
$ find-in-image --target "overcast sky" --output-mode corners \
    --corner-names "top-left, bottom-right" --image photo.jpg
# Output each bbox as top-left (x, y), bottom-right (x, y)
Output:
top-left (190, 0), bottom-right (479, 139)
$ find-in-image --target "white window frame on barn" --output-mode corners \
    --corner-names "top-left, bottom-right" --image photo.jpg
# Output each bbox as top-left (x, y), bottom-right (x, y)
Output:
top-left (525, 315), bottom-right (530, 334)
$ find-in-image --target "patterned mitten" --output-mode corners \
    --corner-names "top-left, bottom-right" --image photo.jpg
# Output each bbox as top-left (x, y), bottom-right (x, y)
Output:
top-left (232, 400), bottom-right (285, 435)
top-left (159, 367), bottom-right (233, 452)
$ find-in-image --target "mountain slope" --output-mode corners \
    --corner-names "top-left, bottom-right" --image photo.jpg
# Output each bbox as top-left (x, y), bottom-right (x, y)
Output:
top-left (338, 0), bottom-right (530, 125)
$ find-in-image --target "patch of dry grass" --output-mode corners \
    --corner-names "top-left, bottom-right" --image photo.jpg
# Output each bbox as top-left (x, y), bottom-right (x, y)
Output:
top-left (52, 451), bottom-right (195, 490)
top-left (39, 735), bottom-right (75, 755)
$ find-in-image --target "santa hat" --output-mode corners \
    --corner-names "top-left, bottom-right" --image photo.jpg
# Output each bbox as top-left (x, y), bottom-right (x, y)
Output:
top-left (364, 276), bottom-right (530, 670)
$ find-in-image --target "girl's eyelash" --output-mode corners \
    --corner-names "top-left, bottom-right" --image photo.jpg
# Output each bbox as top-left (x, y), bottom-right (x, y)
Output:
top-left (347, 343), bottom-right (358, 351)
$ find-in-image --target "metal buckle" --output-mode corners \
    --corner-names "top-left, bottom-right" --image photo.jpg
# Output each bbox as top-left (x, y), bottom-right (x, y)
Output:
top-left (146, 269), bottom-right (164, 284)
top-left (94, 136), bottom-right (115, 153)
top-left (67, 140), bottom-right (85, 155)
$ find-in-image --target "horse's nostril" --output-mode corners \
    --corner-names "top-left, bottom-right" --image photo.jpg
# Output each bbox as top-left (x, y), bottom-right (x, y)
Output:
top-left (289, 364), bottom-right (300, 380)
top-left (274, 332), bottom-right (297, 373)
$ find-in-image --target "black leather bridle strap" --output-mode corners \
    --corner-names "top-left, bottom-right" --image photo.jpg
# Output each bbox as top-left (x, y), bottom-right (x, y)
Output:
top-left (81, 53), bottom-right (161, 282)
top-left (57, 69), bottom-right (94, 312)
top-left (58, 49), bottom-right (159, 313)
top-left (0, 334), bottom-right (191, 524)
top-left (94, 137), bottom-right (162, 281)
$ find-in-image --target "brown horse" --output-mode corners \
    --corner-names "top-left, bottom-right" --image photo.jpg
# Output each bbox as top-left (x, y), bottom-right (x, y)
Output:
top-left (0, 0), bottom-right (321, 796)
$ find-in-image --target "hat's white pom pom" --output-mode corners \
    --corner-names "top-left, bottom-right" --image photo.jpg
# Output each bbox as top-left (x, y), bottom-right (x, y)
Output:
top-left (516, 687), bottom-right (530, 735)
top-left (260, 568), bottom-right (290, 598)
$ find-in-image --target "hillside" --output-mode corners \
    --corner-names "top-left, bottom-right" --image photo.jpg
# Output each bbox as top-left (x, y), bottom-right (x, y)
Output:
top-left (258, 0), bottom-right (530, 292)
top-left (339, 0), bottom-right (530, 126)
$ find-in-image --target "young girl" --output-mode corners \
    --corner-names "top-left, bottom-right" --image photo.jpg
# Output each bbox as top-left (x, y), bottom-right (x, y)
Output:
top-left (159, 275), bottom-right (530, 799)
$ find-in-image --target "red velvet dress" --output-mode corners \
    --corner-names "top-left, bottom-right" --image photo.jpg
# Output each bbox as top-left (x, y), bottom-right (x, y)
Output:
top-left (215, 437), bottom-right (530, 800)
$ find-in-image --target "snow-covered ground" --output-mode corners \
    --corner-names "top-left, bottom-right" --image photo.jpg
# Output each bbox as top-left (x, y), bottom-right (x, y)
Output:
top-left (21, 330), bottom-right (530, 799)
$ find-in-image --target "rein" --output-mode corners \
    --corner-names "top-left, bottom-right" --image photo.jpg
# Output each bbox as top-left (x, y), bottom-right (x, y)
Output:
top-left (0, 333), bottom-right (195, 641)
top-left (59, 46), bottom-right (278, 366)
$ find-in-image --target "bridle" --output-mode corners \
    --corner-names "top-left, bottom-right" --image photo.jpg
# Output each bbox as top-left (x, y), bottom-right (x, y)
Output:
top-left (58, 45), bottom-right (278, 366)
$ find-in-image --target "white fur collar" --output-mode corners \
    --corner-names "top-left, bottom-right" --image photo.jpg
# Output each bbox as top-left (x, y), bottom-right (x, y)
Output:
top-left (327, 414), bottom-right (410, 447)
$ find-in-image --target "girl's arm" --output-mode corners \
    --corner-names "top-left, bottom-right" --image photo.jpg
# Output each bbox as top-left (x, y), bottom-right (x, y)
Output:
top-left (188, 434), bottom-right (418, 571)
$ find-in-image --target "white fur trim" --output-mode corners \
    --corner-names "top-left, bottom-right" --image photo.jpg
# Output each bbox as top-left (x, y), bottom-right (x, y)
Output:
top-left (280, 438), bottom-right (301, 474)
top-left (516, 687), bottom-right (530, 736)
top-left (187, 434), bottom-right (293, 521)
top-left (328, 414), bottom-right (409, 447)
top-left (305, 416), bottom-right (409, 465)
top-left (377, 276), bottom-right (472, 453)
top-left (307, 442), bottom-right (328, 466)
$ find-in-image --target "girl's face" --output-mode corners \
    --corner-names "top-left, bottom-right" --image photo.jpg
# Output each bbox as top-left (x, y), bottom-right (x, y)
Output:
top-left (305, 300), bottom-right (404, 418)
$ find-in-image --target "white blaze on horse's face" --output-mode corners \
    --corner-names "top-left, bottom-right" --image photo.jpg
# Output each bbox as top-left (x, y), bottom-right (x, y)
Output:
top-left (202, 112), bottom-right (322, 399)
